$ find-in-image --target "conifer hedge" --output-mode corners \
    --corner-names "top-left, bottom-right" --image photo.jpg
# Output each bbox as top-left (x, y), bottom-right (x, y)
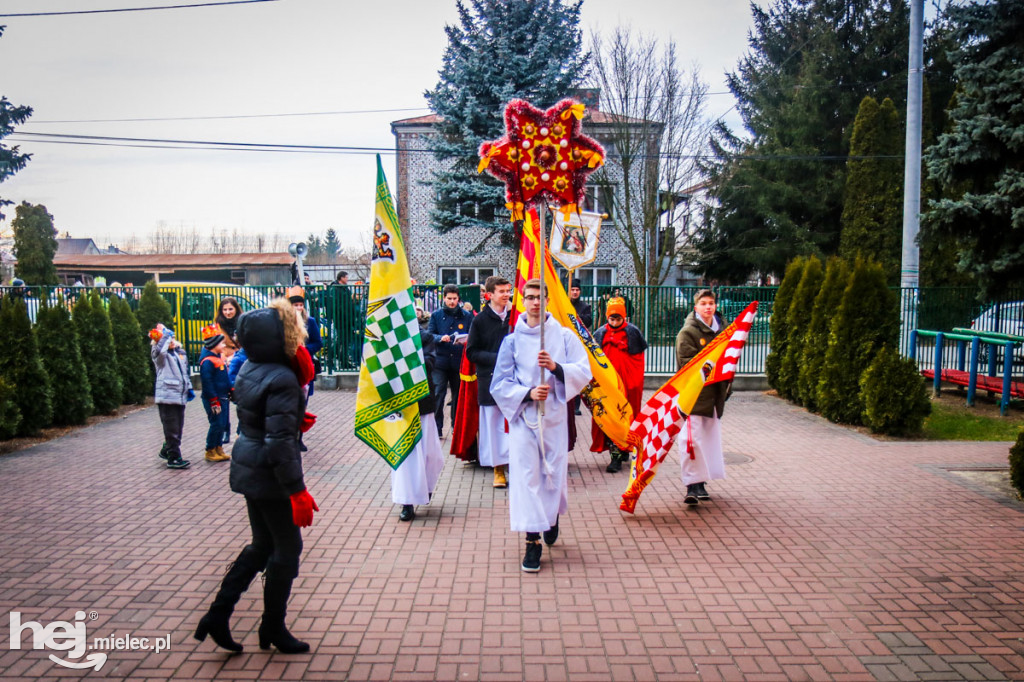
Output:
top-left (109, 296), bottom-right (150, 405)
top-left (0, 376), bottom-right (21, 440)
top-left (35, 297), bottom-right (93, 426)
top-left (777, 255), bottom-right (823, 403)
top-left (797, 258), bottom-right (849, 411)
top-left (817, 258), bottom-right (900, 424)
top-left (135, 280), bottom-right (173, 334)
top-left (0, 297), bottom-right (54, 435)
top-left (765, 256), bottom-right (806, 391)
top-left (74, 292), bottom-right (123, 414)
top-left (1010, 430), bottom-right (1024, 497)
top-left (859, 345), bottom-right (931, 435)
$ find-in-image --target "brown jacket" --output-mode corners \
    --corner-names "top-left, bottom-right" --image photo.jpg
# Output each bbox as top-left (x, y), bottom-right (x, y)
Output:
top-left (674, 311), bottom-right (730, 418)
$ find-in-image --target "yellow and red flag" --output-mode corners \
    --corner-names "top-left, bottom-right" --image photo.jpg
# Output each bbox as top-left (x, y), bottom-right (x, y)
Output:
top-left (512, 208), bottom-right (634, 450)
top-left (620, 302), bottom-right (759, 514)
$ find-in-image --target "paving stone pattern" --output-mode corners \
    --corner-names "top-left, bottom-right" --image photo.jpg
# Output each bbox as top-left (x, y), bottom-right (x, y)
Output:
top-left (0, 392), bottom-right (1022, 681)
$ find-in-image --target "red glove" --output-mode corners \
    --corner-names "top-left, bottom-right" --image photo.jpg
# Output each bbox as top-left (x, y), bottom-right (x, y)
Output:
top-left (291, 345), bottom-right (316, 386)
top-left (301, 411), bottom-right (317, 433)
top-left (289, 489), bottom-right (318, 528)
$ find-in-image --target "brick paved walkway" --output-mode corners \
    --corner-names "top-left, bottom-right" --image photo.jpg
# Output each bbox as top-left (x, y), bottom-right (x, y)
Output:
top-left (0, 391), bottom-right (1022, 681)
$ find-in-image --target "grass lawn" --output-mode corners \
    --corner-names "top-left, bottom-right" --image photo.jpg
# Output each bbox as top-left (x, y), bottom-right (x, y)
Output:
top-left (923, 395), bottom-right (1024, 441)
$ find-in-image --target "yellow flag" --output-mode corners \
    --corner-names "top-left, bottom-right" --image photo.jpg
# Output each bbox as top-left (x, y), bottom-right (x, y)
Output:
top-left (514, 208), bottom-right (634, 450)
top-left (354, 157), bottom-right (430, 469)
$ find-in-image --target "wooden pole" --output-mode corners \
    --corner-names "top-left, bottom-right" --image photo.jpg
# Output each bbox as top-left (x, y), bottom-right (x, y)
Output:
top-left (537, 201), bottom-right (547, 419)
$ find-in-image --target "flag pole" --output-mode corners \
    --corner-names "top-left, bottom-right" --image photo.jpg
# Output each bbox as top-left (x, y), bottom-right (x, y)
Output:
top-left (537, 200), bottom-right (547, 419)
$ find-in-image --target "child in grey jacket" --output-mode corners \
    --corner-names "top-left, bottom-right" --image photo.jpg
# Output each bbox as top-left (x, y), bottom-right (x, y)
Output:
top-left (151, 323), bottom-right (194, 469)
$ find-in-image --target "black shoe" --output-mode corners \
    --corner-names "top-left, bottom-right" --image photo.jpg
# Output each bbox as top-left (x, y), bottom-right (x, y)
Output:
top-left (166, 458), bottom-right (191, 469)
top-left (574, 408), bottom-right (582, 415)
top-left (696, 482), bottom-right (710, 501)
top-left (521, 540), bottom-right (542, 572)
top-left (258, 576), bottom-right (310, 654)
top-left (684, 484), bottom-right (699, 506)
top-left (605, 458), bottom-right (621, 473)
top-left (543, 519), bottom-right (559, 547)
top-left (158, 448), bottom-right (170, 461)
top-left (194, 612), bottom-right (243, 653)
top-left (399, 505), bottom-right (415, 522)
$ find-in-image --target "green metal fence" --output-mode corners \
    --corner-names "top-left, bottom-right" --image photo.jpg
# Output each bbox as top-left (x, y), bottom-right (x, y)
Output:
top-left (4, 282), bottom-right (1020, 377)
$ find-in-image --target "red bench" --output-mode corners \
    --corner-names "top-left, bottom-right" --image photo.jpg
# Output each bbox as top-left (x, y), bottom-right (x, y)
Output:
top-left (921, 368), bottom-right (1024, 399)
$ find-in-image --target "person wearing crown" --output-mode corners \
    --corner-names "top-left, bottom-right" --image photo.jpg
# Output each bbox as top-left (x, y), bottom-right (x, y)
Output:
top-left (200, 324), bottom-right (232, 463)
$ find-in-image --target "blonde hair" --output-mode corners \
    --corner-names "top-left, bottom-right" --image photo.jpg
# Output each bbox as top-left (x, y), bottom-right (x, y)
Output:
top-left (270, 297), bottom-right (307, 358)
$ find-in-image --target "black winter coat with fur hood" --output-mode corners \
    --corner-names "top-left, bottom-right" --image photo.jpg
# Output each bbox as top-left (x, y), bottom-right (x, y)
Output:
top-left (229, 305), bottom-right (307, 500)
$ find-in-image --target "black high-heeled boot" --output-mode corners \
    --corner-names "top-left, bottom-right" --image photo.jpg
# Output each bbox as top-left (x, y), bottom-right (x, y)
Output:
top-left (194, 547), bottom-right (265, 653)
top-left (258, 575), bottom-right (309, 654)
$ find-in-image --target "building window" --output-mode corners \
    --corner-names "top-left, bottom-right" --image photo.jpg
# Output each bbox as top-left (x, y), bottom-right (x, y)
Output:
top-left (438, 266), bottom-right (496, 285)
top-left (583, 184), bottom-right (615, 223)
top-left (556, 266), bottom-right (616, 290)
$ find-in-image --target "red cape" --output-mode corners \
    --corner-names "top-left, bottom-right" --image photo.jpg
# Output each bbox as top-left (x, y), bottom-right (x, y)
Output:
top-left (449, 353), bottom-right (479, 460)
top-left (591, 325), bottom-right (644, 453)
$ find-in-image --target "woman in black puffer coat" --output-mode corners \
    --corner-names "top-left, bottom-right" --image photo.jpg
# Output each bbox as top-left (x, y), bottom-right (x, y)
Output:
top-left (195, 298), bottom-right (319, 655)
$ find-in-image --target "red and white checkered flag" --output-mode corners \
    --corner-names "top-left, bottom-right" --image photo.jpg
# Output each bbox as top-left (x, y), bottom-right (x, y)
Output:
top-left (621, 302), bottom-right (758, 513)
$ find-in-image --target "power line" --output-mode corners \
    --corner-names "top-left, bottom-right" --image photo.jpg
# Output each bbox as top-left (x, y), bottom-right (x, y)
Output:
top-left (28, 106), bottom-right (431, 124)
top-left (0, 0), bottom-right (278, 18)
top-left (9, 131), bottom-right (904, 162)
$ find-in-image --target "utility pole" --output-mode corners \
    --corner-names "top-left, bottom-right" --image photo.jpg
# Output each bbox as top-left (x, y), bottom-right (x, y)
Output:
top-left (900, 0), bottom-right (925, 350)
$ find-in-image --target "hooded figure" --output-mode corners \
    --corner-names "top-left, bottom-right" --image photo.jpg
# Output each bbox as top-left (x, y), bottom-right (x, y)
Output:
top-left (195, 298), bottom-right (319, 655)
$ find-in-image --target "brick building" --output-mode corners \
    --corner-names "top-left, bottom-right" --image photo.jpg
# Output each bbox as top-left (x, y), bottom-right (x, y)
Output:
top-left (391, 94), bottom-right (693, 289)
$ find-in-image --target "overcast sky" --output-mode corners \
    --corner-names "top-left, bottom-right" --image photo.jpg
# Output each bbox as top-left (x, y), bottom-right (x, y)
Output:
top-left (0, 0), bottom-right (760, 252)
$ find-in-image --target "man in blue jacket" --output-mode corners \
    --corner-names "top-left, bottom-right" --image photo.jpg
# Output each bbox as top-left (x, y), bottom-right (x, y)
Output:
top-left (427, 284), bottom-right (474, 437)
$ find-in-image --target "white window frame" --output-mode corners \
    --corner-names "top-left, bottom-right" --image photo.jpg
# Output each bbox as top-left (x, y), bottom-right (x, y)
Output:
top-left (438, 266), bottom-right (497, 285)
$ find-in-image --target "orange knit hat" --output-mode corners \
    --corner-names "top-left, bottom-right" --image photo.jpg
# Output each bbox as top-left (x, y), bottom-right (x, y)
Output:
top-left (606, 297), bottom-right (626, 319)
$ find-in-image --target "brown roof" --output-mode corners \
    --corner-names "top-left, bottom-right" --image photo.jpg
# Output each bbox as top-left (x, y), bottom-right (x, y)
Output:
top-left (53, 253), bottom-right (293, 268)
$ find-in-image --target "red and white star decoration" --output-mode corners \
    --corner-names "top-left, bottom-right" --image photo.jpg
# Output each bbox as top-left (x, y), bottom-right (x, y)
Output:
top-left (478, 98), bottom-right (605, 217)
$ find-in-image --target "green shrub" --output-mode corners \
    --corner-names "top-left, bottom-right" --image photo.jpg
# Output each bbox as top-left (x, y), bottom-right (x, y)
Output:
top-left (74, 292), bottom-right (123, 414)
top-left (135, 279), bottom-right (173, 333)
top-left (778, 255), bottom-right (823, 403)
top-left (818, 257), bottom-right (900, 424)
top-left (1010, 430), bottom-right (1024, 496)
top-left (0, 297), bottom-right (54, 436)
top-left (860, 345), bottom-right (931, 435)
top-left (0, 376), bottom-right (21, 440)
top-left (35, 297), bottom-right (93, 425)
top-left (765, 256), bottom-right (806, 391)
top-left (109, 296), bottom-right (150, 405)
top-left (797, 257), bottom-right (849, 411)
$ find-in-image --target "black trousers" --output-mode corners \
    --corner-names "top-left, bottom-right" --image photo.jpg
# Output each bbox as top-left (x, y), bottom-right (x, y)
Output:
top-left (157, 403), bottom-right (186, 460)
top-left (431, 366), bottom-right (461, 434)
top-left (244, 497), bottom-right (303, 579)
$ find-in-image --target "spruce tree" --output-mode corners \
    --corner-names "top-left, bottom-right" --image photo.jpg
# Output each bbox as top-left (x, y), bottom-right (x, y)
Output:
top-left (74, 292), bottom-right (123, 414)
top-left (777, 255), bottom-right (823, 402)
top-left (135, 280), bottom-right (173, 333)
top-left (0, 297), bottom-right (53, 435)
top-left (109, 296), bottom-right (150, 405)
top-left (426, 0), bottom-right (589, 249)
top-left (0, 376), bottom-right (20, 440)
top-left (699, 0), bottom-right (910, 281)
top-left (765, 256), bottom-right (806, 391)
top-left (0, 25), bottom-right (33, 221)
top-left (817, 258), bottom-right (900, 424)
top-left (923, 0), bottom-right (1024, 296)
top-left (11, 202), bottom-right (59, 285)
top-left (797, 257), bottom-right (849, 411)
top-left (839, 96), bottom-right (903, 283)
top-left (35, 297), bottom-right (93, 425)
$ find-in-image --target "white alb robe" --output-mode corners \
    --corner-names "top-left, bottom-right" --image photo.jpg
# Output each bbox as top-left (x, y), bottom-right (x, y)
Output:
top-left (391, 416), bottom-right (445, 505)
top-left (492, 313), bottom-right (591, 532)
top-left (478, 405), bottom-right (509, 467)
top-left (679, 414), bottom-right (725, 486)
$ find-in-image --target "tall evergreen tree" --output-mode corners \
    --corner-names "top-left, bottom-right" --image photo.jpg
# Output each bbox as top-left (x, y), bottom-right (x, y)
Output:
top-left (12, 202), bottom-right (59, 285)
top-left (74, 292), bottom-right (123, 414)
top-left (109, 296), bottom-right (150, 405)
top-left (839, 97), bottom-right (903, 283)
top-left (0, 297), bottom-right (53, 435)
top-left (777, 255), bottom-right (823, 402)
top-left (698, 0), bottom-right (909, 281)
top-left (817, 257), bottom-right (899, 424)
top-left (765, 256), bottom-right (806, 391)
top-left (0, 376), bottom-right (20, 440)
top-left (923, 0), bottom-right (1024, 297)
top-left (425, 0), bottom-right (589, 250)
top-left (35, 298), bottom-right (93, 425)
top-left (0, 26), bottom-right (33, 222)
top-left (797, 257), bottom-right (849, 410)
top-left (135, 279), bottom-right (173, 334)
